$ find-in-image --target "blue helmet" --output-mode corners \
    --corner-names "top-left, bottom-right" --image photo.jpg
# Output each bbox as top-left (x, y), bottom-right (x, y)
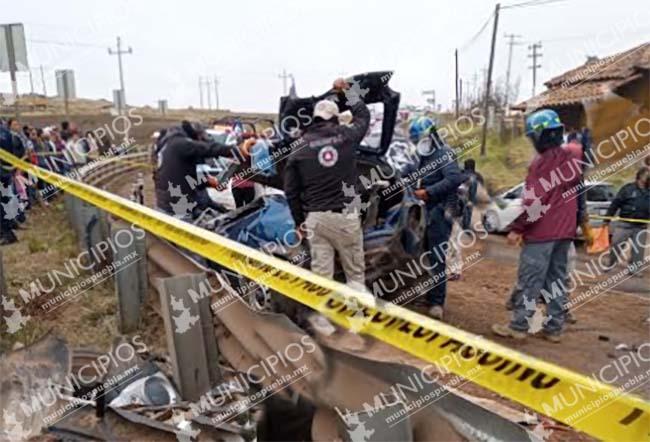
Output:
top-left (525, 109), bottom-right (563, 144)
top-left (408, 116), bottom-right (436, 143)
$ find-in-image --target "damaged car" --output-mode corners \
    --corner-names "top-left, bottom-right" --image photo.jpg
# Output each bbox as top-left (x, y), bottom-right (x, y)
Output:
top-left (188, 72), bottom-right (428, 310)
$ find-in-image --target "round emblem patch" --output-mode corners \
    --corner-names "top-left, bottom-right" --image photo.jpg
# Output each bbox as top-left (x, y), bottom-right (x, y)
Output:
top-left (318, 146), bottom-right (338, 167)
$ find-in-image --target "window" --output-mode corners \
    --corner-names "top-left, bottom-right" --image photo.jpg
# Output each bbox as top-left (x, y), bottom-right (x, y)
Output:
top-left (586, 184), bottom-right (615, 202)
top-left (360, 103), bottom-right (384, 150)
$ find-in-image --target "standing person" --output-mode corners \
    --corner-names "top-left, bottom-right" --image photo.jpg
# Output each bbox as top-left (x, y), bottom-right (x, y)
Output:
top-left (42, 128), bottom-right (57, 152)
top-left (84, 131), bottom-right (100, 155)
top-left (604, 167), bottom-right (650, 276)
top-left (492, 109), bottom-right (581, 342)
top-left (155, 121), bottom-right (250, 218)
top-left (0, 119), bottom-right (26, 244)
top-left (284, 78), bottom-right (370, 290)
top-left (408, 117), bottom-right (463, 319)
top-left (64, 129), bottom-right (87, 169)
top-left (504, 132), bottom-right (589, 325)
top-left (60, 121), bottom-right (71, 142)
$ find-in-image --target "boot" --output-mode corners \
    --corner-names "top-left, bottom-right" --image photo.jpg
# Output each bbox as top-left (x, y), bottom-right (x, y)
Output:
top-left (0, 230), bottom-right (18, 246)
top-left (491, 323), bottom-right (526, 340)
top-left (428, 305), bottom-right (444, 320)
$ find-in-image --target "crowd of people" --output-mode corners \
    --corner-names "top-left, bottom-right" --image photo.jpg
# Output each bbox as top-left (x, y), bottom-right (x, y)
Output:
top-left (0, 118), bottom-right (103, 244)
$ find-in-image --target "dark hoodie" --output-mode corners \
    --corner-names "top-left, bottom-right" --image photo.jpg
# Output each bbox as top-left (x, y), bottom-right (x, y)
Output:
top-left (154, 126), bottom-right (232, 214)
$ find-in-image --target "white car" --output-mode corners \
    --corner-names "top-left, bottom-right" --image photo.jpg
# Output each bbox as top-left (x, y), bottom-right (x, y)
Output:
top-left (482, 180), bottom-right (615, 233)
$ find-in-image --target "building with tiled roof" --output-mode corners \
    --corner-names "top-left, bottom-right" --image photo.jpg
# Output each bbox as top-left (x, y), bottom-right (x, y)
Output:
top-left (514, 42), bottom-right (649, 162)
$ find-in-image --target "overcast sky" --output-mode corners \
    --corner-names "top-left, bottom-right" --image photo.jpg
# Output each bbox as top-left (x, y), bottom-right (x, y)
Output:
top-left (2, 0), bottom-right (649, 112)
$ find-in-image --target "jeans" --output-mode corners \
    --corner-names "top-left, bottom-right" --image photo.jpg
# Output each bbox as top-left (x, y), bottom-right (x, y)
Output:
top-left (424, 205), bottom-right (453, 306)
top-left (305, 211), bottom-right (365, 288)
top-left (0, 174), bottom-right (17, 239)
top-left (462, 203), bottom-right (473, 230)
top-left (609, 224), bottom-right (648, 274)
top-left (508, 241), bottom-right (576, 309)
top-left (447, 218), bottom-right (464, 276)
top-left (510, 240), bottom-right (571, 335)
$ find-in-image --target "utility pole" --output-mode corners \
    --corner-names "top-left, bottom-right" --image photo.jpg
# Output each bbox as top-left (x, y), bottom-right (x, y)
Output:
top-left (108, 36), bottom-right (132, 115)
top-left (204, 77), bottom-right (212, 110)
top-left (40, 65), bottom-right (47, 96)
top-left (199, 76), bottom-right (204, 108)
top-left (61, 71), bottom-right (70, 117)
top-left (278, 69), bottom-right (291, 95)
top-left (528, 41), bottom-right (543, 97)
top-left (459, 78), bottom-right (463, 110)
top-left (28, 69), bottom-right (34, 94)
top-left (471, 72), bottom-right (478, 104)
top-left (213, 76), bottom-right (220, 110)
top-left (454, 49), bottom-right (459, 118)
top-left (480, 2), bottom-right (500, 157)
top-left (503, 33), bottom-right (522, 110)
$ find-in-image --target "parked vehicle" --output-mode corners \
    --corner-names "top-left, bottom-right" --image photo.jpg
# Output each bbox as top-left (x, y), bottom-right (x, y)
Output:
top-left (482, 180), bottom-right (616, 233)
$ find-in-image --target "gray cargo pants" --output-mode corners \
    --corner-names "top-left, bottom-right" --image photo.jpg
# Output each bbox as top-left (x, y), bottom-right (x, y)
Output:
top-left (510, 240), bottom-right (571, 335)
top-left (608, 224), bottom-right (648, 274)
top-left (305, 211), bottom-right (365, 288)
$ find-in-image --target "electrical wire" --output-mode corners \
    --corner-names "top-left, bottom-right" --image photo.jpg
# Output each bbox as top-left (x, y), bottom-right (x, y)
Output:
top-left (27, 39), bottom-right (105, 49)
top-left (460, 10), bottom-right (495, 50)
top-left (502, 0), bottom-right (568, 10)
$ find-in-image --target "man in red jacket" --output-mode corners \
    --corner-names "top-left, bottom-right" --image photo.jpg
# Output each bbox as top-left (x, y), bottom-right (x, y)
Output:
top-left (492, 109), bottom-right (582, 342)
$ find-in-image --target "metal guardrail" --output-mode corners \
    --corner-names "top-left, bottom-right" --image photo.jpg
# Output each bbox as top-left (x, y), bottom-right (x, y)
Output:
top-left (80, 151), bottom-right (150, 187)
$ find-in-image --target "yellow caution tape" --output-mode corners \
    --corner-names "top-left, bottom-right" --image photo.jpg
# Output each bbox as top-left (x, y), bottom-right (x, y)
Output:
top-left (592, 214), bottom-right (650, 225)
top-left (2, 150), bottom-right (649, 441)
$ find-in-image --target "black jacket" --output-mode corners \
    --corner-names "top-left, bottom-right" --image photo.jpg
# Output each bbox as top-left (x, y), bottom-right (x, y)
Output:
top-left (402, 138), bottom-right (463, 212)
top-left (0, 127), bottom-right (25, 177)
top-left (154, 127), bottom-right (232, 214)
top-left (606, 182), bottom-right (650, 225)
top-left (284, 101), bottom-right (370, 226)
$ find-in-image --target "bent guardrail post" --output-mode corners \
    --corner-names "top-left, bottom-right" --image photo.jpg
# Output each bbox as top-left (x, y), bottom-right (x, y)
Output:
top-left (159, 273), bottom-right (221, 401)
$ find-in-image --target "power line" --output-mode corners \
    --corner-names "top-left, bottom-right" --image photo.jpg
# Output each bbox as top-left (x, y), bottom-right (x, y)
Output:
top-left (502, 0), bottom-right (568, 9)
top-left (27, 38), bottom-right (105, 49)
top-left (461, 11), bottom-right (495, 50)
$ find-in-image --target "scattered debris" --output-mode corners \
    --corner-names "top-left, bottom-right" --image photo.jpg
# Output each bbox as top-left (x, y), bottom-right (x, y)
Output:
top-left (0, 334), bottom-right (70, 441)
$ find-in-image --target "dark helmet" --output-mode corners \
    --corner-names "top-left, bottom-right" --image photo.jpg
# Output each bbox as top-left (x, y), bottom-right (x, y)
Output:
top-left (525, 109), bottom-right (564, 152)
top-left (181, 120), bottom-right (206, 140)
